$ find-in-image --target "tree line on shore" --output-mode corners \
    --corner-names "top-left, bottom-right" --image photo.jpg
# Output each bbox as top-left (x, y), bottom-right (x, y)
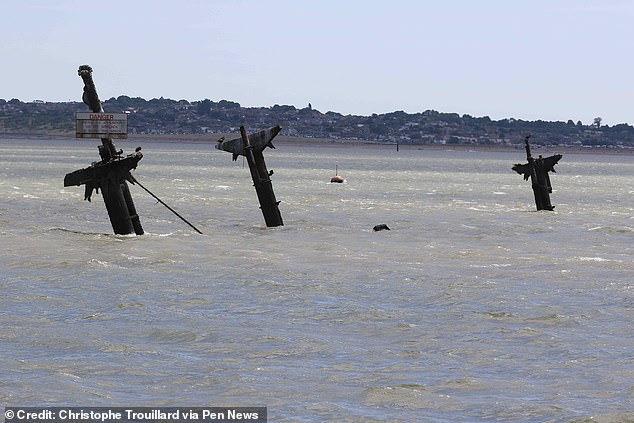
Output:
top-left (1, 97), bottom-right (632, 148)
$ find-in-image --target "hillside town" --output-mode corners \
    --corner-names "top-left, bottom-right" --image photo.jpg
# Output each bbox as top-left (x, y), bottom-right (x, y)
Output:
top-left (1, 96), bottom-right (633, 148)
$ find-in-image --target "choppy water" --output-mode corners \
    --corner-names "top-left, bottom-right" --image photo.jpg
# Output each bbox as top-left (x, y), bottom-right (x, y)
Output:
top-left (0, 138), bottom-right (632, 422)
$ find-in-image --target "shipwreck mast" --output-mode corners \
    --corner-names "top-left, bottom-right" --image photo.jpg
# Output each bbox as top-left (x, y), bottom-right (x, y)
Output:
top-left (65, 65), bottom-right (144, 235)
top-left (216, 125), bottom-right (284, 227)
top-left (512, 135), bottom-right (563, 211)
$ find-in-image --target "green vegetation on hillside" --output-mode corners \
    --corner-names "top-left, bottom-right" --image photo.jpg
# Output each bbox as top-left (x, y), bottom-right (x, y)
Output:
top-left (1, 97), bottom-right (632, 148)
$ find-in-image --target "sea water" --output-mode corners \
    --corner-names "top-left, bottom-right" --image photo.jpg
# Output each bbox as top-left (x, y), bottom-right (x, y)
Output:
top-left (0, 138), bottom-right (632, 422)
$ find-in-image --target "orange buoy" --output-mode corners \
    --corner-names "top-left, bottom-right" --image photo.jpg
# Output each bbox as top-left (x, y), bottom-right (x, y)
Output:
top-left (330, 165), bottom-right (344, 183)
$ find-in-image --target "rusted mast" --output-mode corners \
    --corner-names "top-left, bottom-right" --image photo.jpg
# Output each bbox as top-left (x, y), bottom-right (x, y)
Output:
top-left (216, 125), bottom-right (283, 227)
top-left (65, 65), bottom-right (144, 234)
top-left (523, 138), bottom-right (542, 209)
top-left (239, 126), bottom-right (284, 227)
top-left (512, 135), bottom-right (563, 211)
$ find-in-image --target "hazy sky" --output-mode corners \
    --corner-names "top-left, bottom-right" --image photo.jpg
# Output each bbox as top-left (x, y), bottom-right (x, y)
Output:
top-left (1, 0), bottom-right (633, 124)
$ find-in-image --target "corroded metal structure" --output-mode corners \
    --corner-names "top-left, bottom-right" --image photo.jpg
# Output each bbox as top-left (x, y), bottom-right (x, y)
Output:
top-left (512, 135), bottom-right (563, 211)
top-left (216, 125), bottom-right (284, 227)
top-left (64, 65), bottom-right (144, 234)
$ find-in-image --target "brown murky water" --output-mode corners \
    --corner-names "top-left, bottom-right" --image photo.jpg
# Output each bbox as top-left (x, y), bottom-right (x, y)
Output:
top-left (1, 138), bottom-right (632, 422)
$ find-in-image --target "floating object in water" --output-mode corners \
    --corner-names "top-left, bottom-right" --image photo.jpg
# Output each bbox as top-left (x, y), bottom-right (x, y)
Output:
top-left (331, 165), bottom-right (344, 183)
top-left (373, 224), bottom-right (390, 232)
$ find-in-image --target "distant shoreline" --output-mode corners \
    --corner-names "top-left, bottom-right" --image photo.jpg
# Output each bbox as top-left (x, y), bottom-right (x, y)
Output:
top-left (1, 131), bottom-right (633, 156)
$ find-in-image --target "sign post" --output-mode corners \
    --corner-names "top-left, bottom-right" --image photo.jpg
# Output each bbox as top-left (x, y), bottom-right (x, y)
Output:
top-left (75, 112), bottom-right (128, 139)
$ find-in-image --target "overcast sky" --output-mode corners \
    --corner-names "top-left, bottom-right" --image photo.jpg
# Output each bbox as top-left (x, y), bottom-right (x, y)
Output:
top-left (1, 0), bottom-right (632, 124)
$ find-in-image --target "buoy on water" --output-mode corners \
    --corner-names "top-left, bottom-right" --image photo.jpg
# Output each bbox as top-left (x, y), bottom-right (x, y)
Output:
top-left (330, 165), bottom-right (344, 183)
